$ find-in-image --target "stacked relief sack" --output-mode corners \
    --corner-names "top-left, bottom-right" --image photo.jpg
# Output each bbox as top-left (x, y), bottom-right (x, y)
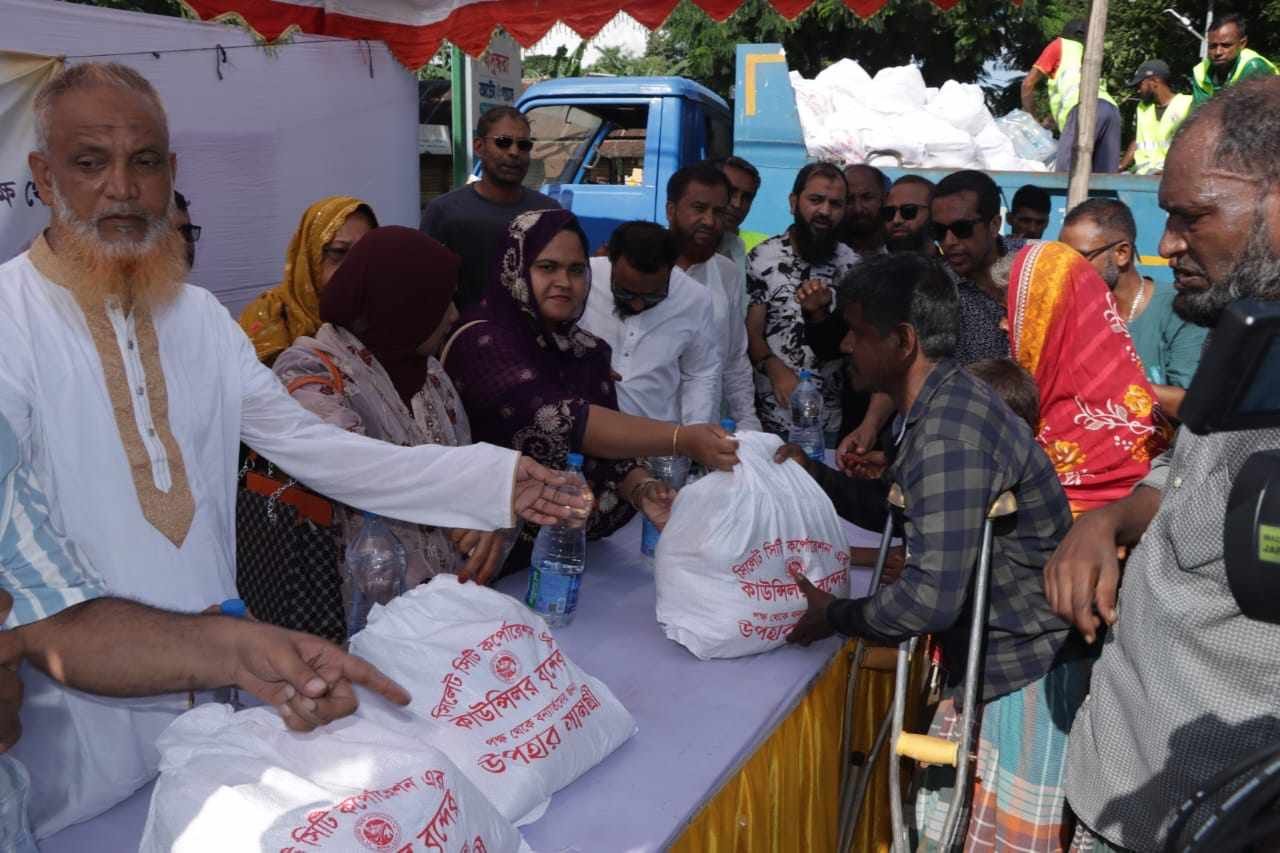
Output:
top-left (350, 582), bottom-right (637, 826)
top-left (140, 705), bottom-right (527, 852)
top-left (655, 431), bottom-right (850, 659)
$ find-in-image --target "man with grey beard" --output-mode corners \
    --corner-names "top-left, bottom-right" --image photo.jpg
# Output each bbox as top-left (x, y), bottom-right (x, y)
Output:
top-left (0, 62), bottom-right (587, 838)
top-left (1047, 77), bottom-right (1280, 852)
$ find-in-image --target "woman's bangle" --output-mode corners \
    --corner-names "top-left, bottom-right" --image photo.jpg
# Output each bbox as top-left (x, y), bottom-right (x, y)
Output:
top-left (671, 425), bottom-right (681, 457)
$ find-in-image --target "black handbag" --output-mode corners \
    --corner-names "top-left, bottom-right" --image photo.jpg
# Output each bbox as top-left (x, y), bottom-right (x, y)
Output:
top-left (235, 457), bottom-right (347, 644)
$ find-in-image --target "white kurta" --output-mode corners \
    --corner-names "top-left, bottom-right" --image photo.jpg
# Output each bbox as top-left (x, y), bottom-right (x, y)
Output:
top-left (684, 253), bottom-right (762, 432)
top-left (0, 249), bottom-right (520, 836)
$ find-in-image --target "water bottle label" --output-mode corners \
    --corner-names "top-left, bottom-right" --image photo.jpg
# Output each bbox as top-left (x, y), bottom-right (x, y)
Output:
top-left (526, 566), bottom-right (581, 617)
top-left (641, 517), bottom-right (660, 557)
top-left (807, 445), bottom-right (825, 463)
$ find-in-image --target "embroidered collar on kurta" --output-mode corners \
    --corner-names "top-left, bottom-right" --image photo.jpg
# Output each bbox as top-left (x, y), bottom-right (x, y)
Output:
top-left (28, 234), bottom-right (195, 547)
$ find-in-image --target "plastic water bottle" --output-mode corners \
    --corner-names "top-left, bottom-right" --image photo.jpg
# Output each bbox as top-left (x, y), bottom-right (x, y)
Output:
top-left (527, 453), bottom-right (588, 628)
top-left (217, 598), bottom-right (247, 709)
top-left (789, 369), bottom-right (825, 463)
top-left (345, 513), bottom-right (407, 637)
top-left (640, 454), bottom-right (691, 558)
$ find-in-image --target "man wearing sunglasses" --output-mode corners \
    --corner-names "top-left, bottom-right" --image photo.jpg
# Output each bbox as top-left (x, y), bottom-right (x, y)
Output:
top-left (1060, 198), bottom-right (1206, 419)
top-left (580, 221), bottom-right (721, 426)
top-left (881, 175), bottom-right (935, 254)
top-left (421, 106), bottom-right (561, 307)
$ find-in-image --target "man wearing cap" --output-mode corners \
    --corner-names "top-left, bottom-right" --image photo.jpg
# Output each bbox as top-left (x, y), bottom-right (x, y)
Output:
top-left (1192, 13), bottom-right (1276, 105)
top-left (1119, 61), bottom-right (1193, 175)
top-left (1021, 18), bottom-right (1122, 173)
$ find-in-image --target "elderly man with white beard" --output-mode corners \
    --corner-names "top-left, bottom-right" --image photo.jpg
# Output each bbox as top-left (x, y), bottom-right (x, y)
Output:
top-left (0, 62), bottom-right (589, 837)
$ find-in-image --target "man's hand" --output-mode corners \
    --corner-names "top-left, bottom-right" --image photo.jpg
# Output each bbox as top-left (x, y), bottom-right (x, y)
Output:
top-left (840, 449), bottom-right (888, 480)
top-left (837, 422), bottom-right (881, 475)
top-left (450, 529), bottom-right (506, 586)
top-left (1043, 507), bottom-right (1123, 644)
top-left (513, 456), bottom-right (594, 527)
top-left (773, 442), bottom-right (814, 476)
top-left (0, 592), bottom-right (23, 752)
top-left (634, 479), bottom-right (677, 531)
top-left (795, 279), bottom-right (833, 320)
top-left (676, 423), bottom-right (740, 472)
top-left (767, 362), bottom-right (800, 408)
top-left (786, 574), bottom-right (837, 646)
top-left (231, 622), bottom-right (411, 732)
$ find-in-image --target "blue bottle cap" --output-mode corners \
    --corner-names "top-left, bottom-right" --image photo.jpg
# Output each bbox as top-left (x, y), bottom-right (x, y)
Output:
top-left (219, 598), bottom-right (247, 619)
top-left (720, 418), bottom-right (737, 432)
top-left (566, 452), bottom-right (584, 468)
top-left (798, 369), bottom-right (812, 381)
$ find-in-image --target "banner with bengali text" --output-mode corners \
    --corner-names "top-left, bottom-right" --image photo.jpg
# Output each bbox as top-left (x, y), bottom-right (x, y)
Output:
top-left (0, 51), bottom-right (59, 263)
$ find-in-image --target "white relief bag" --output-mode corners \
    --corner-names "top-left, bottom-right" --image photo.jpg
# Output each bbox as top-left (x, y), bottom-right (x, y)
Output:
top-left (140, 704), bottom-right (527, 853)
top-left (350, 582), bottom-right (637, 826)
top-left (655, 431), bottom-right (850, 660)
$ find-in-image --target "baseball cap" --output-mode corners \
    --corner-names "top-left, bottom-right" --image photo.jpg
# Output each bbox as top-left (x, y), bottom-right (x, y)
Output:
top-left (1129, 59), bottom-right (1171, 87)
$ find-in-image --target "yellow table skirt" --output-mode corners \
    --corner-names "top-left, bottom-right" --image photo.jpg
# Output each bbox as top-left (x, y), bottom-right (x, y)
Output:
top-left (669, 641), bottom-right (923, 853)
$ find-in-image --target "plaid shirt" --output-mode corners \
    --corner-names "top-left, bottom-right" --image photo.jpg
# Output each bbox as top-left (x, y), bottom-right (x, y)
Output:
top-left (827, 361), bottom-right (1081, 701)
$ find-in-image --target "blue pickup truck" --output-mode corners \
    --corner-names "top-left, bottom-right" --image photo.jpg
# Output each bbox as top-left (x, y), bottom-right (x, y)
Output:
top-left (515, 44), bottom-right (1173, 283)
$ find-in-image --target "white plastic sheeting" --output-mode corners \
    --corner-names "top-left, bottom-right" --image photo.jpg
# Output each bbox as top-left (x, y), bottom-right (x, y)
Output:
top-left (0, 0), bottom-right (419, 316)
top-left (792, 59), bottom-right (1051, 173)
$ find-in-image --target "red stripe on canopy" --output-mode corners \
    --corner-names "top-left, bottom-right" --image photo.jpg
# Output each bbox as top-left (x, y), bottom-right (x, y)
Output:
top-left (185, 0), bottom-right (1014, 70)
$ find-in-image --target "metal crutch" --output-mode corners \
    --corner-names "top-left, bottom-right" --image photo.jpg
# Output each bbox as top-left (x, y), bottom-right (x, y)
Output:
top-left (835, 483), bottom-right (904, 852)
top-left (888, 489), bottom-right (1018, 853)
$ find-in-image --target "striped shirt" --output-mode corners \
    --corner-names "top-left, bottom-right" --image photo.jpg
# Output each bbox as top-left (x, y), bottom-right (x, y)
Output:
top-left (0, 413), bottom-right (104, 629)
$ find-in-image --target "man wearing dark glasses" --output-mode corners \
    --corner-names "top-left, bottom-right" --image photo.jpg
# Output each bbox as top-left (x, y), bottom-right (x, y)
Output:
top-left (421, 106), bottom-right (560, 307)
top-left (580, 221), bottom-right (721, 426)
top-left (881, 175), bottom-right (935, 254)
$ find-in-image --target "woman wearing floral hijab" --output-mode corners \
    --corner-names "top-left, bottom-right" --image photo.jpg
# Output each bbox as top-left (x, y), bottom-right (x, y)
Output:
top-left (1006, 240), bottom-right (1170, 515)
top-left (444, 209), bottom-right (739, 572)
top-left (240, 196), bottom-right (378, 363)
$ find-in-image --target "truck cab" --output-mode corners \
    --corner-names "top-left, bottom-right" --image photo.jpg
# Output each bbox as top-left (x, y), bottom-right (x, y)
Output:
top-left (516, 77), bottom-right (731, 249)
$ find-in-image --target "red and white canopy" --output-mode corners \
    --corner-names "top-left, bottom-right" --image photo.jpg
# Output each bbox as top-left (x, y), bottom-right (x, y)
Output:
top-left (186, 0), bottom-right (1016, 70)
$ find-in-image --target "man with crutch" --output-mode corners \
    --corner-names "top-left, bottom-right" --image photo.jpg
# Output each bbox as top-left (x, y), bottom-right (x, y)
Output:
top-left (784, 252), bottom-right (1084, 850)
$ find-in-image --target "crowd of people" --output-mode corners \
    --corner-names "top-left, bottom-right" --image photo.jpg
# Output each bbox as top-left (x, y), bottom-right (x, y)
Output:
top-left (0, 30), bottom-right (1276, 852)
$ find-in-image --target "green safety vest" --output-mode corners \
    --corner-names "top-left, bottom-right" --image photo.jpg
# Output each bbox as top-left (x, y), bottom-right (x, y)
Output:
top-left (1133, 93), bottom-right (1193, 174)
top-left (1047, 37), bottom-right (1118, 132)
top-left (1193, 48), bottom-right (1278, 98)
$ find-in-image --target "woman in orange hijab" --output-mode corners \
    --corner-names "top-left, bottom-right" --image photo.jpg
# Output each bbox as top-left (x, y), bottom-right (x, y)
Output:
top-left (239, 196), bottom-right (378, 363)
top-left (1007, 240), bottom-right (1170, 515)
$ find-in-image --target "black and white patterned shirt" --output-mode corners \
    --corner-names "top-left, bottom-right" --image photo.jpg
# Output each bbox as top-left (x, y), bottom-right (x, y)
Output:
top-left (746, 232), bottom-right (859, 435)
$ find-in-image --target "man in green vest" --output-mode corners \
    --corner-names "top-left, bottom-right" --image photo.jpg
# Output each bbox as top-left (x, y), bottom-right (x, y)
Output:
top-left (1192, 13), bottom-right (1276, 105)
top-left (1021, 19), bottom-right (1122, 173)
top-left (1119, 60), bottom-right (1193, 175)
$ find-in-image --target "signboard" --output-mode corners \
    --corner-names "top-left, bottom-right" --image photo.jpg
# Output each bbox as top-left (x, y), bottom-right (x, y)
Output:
top-left (0, 52), bottom-right (61, 263)
top-left (463, 30), bottom-right (523, 175)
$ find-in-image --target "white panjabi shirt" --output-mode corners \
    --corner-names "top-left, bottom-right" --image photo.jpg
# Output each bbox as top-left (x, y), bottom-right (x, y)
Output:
top-left (581, 257), bottom-right (721, 425)
top-left (684, 252), bottom-right (762, 431)
top-left (0, 240), bottom-right (521, 836)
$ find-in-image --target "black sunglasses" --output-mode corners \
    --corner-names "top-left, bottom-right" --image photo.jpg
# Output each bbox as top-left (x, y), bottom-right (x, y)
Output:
top-left (1080, 239), bottom-right (1127, 261)
top-left (931, 218), bottom-right (985, 242)
top-left (484, 135), bottom-right (534, 152)
top-left (178, 223), bottom-right (202, 243)
top-left (613, 286), bottom-right (668, 307)
top-left (881, 204), bottom-right (924, 223)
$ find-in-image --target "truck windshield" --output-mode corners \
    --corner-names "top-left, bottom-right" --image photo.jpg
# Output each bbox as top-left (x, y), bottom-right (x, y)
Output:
top-left (524, 103), bottom-right (649, 188)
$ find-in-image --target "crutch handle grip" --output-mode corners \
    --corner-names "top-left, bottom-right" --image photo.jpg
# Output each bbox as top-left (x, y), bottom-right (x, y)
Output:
top-left (862, 646), bottom-right (899, 672)
top-left (895, 733), bottom-right (959, 766)
top-left (988, 490), bottom-right (1018, 518)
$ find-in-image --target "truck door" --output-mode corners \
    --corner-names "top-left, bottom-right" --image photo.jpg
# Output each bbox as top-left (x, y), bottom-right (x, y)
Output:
top-left (522, 98), bottom-right (660, 251)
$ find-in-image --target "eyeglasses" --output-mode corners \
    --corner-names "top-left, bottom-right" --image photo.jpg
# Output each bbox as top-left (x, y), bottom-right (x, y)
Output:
top-left (483, 135), bottom-right (534, 152)
top-left (1080, 239), bottom-right (1127, 260)
top-left (881, 204), bottom-right (924, 223)
top-left (930, 218), bottom-right (985, 242)
top-left (612, 286), bottom-right (668, 307)
top-left (177, 223), bottom-right (202, 243)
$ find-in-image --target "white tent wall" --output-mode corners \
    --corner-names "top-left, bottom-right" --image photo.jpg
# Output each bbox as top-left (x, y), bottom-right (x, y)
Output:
top-left (0, 0), bottom-right (419, 316)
